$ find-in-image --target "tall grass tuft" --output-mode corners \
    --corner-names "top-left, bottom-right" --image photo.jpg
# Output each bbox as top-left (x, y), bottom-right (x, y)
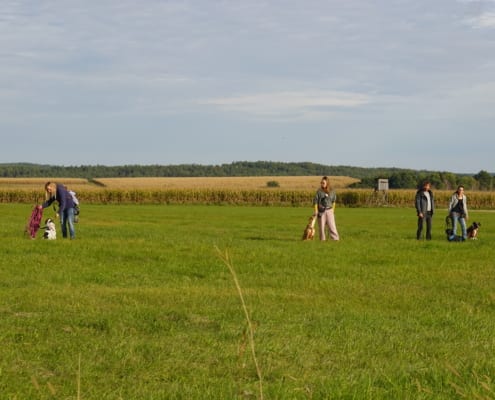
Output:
top-left (215, 246), bottom-right (264, 400)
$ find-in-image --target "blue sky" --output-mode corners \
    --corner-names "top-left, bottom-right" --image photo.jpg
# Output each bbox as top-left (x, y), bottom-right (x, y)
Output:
top-left (1, 0), bottom-right (494, 173)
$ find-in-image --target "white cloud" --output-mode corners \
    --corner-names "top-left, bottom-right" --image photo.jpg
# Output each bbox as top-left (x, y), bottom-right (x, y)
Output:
top-left (199, 90), bottom-right (370, 120)
top-left (467, 12), bottom-right (495, 28)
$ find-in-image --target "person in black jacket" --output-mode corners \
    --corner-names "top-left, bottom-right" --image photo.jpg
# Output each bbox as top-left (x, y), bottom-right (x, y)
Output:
top-left (415, 181), bottom-right (434, 240)
top-left (42, 182), bottom-right (76, 239)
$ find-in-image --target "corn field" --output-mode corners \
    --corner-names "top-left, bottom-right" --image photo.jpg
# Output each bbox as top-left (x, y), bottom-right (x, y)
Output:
top-left (2, 188), bottom-right (495, 209)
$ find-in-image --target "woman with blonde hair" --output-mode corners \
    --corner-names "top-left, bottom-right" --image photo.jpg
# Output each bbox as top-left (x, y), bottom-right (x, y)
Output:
top-left (313, 176), bottom-right (340, 241)
top-left (42, 182), bottom-right (76, 239)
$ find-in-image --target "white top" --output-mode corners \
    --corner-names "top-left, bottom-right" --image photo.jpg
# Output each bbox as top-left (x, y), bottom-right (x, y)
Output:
top-left (424, 191), bottom-right (432, 212)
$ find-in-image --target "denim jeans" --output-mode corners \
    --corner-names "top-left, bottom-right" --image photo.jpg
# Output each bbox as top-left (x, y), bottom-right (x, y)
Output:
top-left (60, 207), bottom-right (76, 239)
top-left (450, 212), bottom-right (466, 240)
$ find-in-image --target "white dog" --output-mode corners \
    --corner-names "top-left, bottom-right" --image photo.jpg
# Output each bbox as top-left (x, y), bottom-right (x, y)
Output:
top-left (43, 218), bottom-right (57, 240)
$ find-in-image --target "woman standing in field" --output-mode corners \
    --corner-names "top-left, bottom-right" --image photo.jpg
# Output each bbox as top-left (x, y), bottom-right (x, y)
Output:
top-left (313, 176), bottom-right (339, 241)
top-left (448, 185), bottom-right (468, 241)
top-left (42, 182), bottom-right (76, 240)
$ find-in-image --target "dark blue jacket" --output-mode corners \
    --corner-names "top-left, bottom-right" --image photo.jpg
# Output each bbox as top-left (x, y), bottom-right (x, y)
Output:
top-left (42, 184), bottom-right (75, 212)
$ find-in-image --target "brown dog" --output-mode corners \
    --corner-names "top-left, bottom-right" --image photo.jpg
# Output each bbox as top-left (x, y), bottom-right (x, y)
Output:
top-left (302, 215), bottom-right (317, 240)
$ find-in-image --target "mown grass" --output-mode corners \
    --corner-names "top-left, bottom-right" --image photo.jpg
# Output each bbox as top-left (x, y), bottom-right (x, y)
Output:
top-left (1, 204), bottom-right (494, 399)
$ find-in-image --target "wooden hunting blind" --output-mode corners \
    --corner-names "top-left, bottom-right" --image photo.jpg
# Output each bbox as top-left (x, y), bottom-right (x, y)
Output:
top-left (377, 179), bottom-right (389, 191)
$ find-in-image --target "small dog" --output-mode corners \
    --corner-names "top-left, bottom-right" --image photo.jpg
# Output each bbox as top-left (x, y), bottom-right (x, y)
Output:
top-left (302, 215), bottom-right (317, 240)
top-left (467, 222), bottom-right (481, 240)
top-left (43, 218), bottom-right (57, 240)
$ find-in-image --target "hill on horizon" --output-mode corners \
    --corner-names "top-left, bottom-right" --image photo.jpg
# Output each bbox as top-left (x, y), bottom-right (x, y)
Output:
top-left (0, 161), bottom-right (468, 179)
top-left (1, 161), bottom-right (492, 190)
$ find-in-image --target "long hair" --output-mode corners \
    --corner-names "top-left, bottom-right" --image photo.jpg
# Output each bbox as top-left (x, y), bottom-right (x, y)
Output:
top-left (44, 182), bottom-right (57, 201)
top-left (321, 176), bottom-right (331, 194)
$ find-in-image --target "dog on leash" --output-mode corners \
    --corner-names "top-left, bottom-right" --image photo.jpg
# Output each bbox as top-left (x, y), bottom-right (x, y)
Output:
top-left (467, 222), bottom-right (481, 240)
top-left (43, 218), bottom-right (57, 240)
top-left (302, 215), bottom-right (317, 240)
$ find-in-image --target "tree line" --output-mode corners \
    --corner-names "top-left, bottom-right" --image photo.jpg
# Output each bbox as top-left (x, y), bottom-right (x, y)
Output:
top-left (0, 162), bottom-right (492, 190)
top-left (351, 170), bottom-right (493, 191)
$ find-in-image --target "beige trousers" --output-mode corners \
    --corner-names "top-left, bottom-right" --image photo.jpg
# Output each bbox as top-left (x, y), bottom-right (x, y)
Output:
top-left (318, 208), bottom-right (339, 241)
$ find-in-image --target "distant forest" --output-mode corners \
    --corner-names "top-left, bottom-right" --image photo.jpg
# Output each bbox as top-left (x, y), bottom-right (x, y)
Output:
top-left (0, 162), bottom-right (493, 190)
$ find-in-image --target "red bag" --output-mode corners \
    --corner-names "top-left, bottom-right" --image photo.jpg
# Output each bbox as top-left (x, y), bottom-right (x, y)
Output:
top-left (26, 205), bottom-right (43, 239)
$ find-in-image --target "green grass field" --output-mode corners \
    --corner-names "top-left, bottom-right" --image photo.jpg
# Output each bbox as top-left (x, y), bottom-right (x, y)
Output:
top-left (1, 204), bottom-right (494, 399)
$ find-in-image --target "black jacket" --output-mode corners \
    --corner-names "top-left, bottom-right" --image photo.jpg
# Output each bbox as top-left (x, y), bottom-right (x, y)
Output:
top-left (415, 189), bottom-right (434, 216)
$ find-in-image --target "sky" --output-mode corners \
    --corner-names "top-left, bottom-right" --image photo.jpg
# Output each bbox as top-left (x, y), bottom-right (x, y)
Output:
top-left (1, 0), bottom-right (495, 173)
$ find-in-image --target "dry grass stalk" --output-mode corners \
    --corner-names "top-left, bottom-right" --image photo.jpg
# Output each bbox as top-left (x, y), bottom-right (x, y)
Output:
top-left (215, 246), bottom-right (264, 400)
top-left (77, 353), bottom-right (81, 400)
